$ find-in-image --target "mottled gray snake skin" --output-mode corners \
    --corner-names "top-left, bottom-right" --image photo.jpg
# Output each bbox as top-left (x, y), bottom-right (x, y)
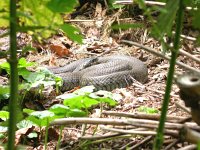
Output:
top-left (48, 55), bottom-right (148, 91)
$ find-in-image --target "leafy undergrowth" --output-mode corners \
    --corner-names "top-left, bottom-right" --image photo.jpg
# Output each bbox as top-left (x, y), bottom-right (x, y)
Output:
top-left (0, 58), bottom-right (124, 148)
top-left (1, 0), bottom-right (200, 149)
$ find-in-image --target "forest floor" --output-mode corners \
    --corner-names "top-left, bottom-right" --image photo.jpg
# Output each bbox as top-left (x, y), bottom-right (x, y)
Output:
top-left (0, 2), bottom-right (200, 150)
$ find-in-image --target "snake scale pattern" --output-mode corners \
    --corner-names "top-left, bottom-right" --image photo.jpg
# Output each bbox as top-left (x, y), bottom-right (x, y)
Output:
top-left (48, 55), bottom-right (148, 91)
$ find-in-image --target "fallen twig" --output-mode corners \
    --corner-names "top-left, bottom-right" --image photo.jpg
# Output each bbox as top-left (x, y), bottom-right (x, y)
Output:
top-left (121, 40), bottom-right (200, 74)
top-left (127, 135), bottom-right (153, 150)
top-left (114, 0), bottom-right (198, 11)
top-left (103, 111), bottom-right (188, 123)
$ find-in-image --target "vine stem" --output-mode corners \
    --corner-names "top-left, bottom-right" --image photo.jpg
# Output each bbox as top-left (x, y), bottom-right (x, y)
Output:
top-left (7, 0), bottom-right (18, 149)
top-left (153, 0), bottom-right (184, 149)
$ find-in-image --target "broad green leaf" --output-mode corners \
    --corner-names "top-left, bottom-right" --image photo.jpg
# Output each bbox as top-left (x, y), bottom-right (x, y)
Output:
top-left (47, 0), bottom-right (78, 13)
top-left (0, 0), bottom-right (9, 27)
top-left (60, 24), bottom-right (83, 44)
top-left (63, 95), bottom-right (99, 109)
top-left (0, 57), bottom-right (35, 74)
top-left (108, 0), bottom-right (124, 9)
top-left (20, 70), bottom-right (46, 83)
top-left (27, 132), bottom-right (38, 138)
top-left (89, 90), bottom-right (118, 106)
top-left (0, 126), bottom-right (8, 133)
top-left (74, 86), bottom-right (95, 95)
top-left (19, 0), bottom-right (63, 38)
top-left (27, 110), bottom-right (57, 127)
top-left (17, 120), bottom-right (36, 129)
top-left (67, 109), bottom-right (87, 117)
top-left (0, 61), bottom-right (10, 73)
top-left (18, 58), bottom-right (35, 68)
top-left (30, 110), bottom-right (55, 119)
top-left (0, 133), bottom-right (6, 139)
top-left (137, 106), bottom-right (159, 114)
top-left (23, 108), bottom-right (35, 115)
top-left (0, 111), bottom-right (9, 121)
top-left (49, 104), bottom-right (70, 116)
top-left (151, 0), bottom-right (180, 39)
top-left (0, 86), bottom-right (10, 100)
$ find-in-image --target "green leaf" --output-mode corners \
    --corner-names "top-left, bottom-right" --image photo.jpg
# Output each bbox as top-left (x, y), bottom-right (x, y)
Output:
top-left (18, 0), bottom-right (63, 38)
top-left (0, 0), bottom-right (9, 27)
top-left (17, 120), bottom-right (36, 129)
top-left (18, 58), bottom-right (35, 68)
top-left (151, 0), bottom-right (180, 39)
top-left (89, 90), bottom-right (118, 106)
top-left (23, 108), bottom-right (35, 115)
top-left (0, 126), bottom-right (8, 133)
top-left (20, 70), bottom-right (45, 83)
top-left (27, 132), bottom-right (38, 138)
top-left (67, 109), bottom-right (87, 117)
top-left (0, 57), bottom-right (35, 74)
top-left (0, 61), bottom-right (10, 73)
top-left (0, 86), bottom-right (10, 100)
top-left (30, 110), bottom-right (55, 119)
top-left (60, 24), bottom-right (83, 44)
top-left (0, 133), bottom-right (6, 139)
top-left (27, 110), bottom-right (57, 127)
top-left (0, 111), bottom-right (9, 121)
top-left (49, 104), bottom-right (70, 116)
top-left (108, 0), bottom-right (124, 9)
top-left (47, 0), bottom-right (78, 13)
top-left (74, 86), bottom-right (95, 95)
top-left (137, 106), bottom-right (159, 114)
top-left (63, 95), bottom-right (99, 109)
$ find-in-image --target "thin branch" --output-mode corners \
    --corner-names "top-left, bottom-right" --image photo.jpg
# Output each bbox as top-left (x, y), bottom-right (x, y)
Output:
top-left (114, 0), bottom-right (198, 11)
top-left (121, 40), bottom-right (200, 74)
top-left (102, 111), bottom-right (188, 122)
top-left (179, 49), bottom-right (200, 64)
top-left (128, 136), bottom-right (153, 150)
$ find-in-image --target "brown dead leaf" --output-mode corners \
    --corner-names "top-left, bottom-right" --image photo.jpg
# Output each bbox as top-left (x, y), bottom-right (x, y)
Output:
top-left (15, 126), bottom-right (35, 145)
top-left (47, 128), bottom-right (59, 141)
top-left (50, 44), bottom-right (71, 57)
top-left (95, 2), bottom-right (103, 18)
top-left (49, 56), bottom-right (57, 66)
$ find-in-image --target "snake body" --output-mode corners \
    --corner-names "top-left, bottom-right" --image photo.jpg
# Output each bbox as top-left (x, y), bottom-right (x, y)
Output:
top-left (49, 55), bottom-right (148, 91)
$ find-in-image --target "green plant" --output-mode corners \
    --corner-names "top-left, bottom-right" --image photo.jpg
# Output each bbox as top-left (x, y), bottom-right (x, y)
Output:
top-left (0, 0), bottom-right (83, 43)
top-left (137, 106), bottom-right (159, 114)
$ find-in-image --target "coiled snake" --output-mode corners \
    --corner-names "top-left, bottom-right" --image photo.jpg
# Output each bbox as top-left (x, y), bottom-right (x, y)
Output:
top-left (49, 55), bottom-right (148, 91)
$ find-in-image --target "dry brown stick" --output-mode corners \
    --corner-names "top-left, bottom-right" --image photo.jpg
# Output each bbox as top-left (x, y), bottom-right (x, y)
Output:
top-left (80, 128), bottom-right (147, 140)
top-left (114, 0), bottom-right (198, 11)
top-left (126, 119), bottom-right (182, 130)
top-left (65, 19), bottom-right (96, 22)
top-left (100, 125), bottom-right (157, 135)
top-left (50, 117), bottom-right (200, 131)
top-left (121, 40), bottom-right (200, 74)
top-left (120, 136), bottom-right (152, 150)
top-left (79, 133), bottom-right (126, 140)
top-left (50, 118), bottom-right (129, 126)
top-left (100, 125), bottom-right (178, 137)
top-left (164, 139), bottom-right (180, 150)
top-left (179, 49), bottom-right (200, 64)
top-left (175, 102), bottom-right (191, 114)
top-left (103, 111), bottom-right (188, 122)
top-left (119, 140), bottom-right (137, 150)
top-left (128, 136), bottom-right (153, 150)
top-left (177, 144), bottom-right (197, 150)
top-left (181, 126), bottom-right (200, 144)
top-left (131, 82), bottom-right (180, 98)
top-left (174, 32), bottom-right (197, 41)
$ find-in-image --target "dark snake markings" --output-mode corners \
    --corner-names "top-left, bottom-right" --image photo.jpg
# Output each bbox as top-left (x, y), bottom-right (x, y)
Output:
top-left (48, 55), bottom-right (148, 91)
